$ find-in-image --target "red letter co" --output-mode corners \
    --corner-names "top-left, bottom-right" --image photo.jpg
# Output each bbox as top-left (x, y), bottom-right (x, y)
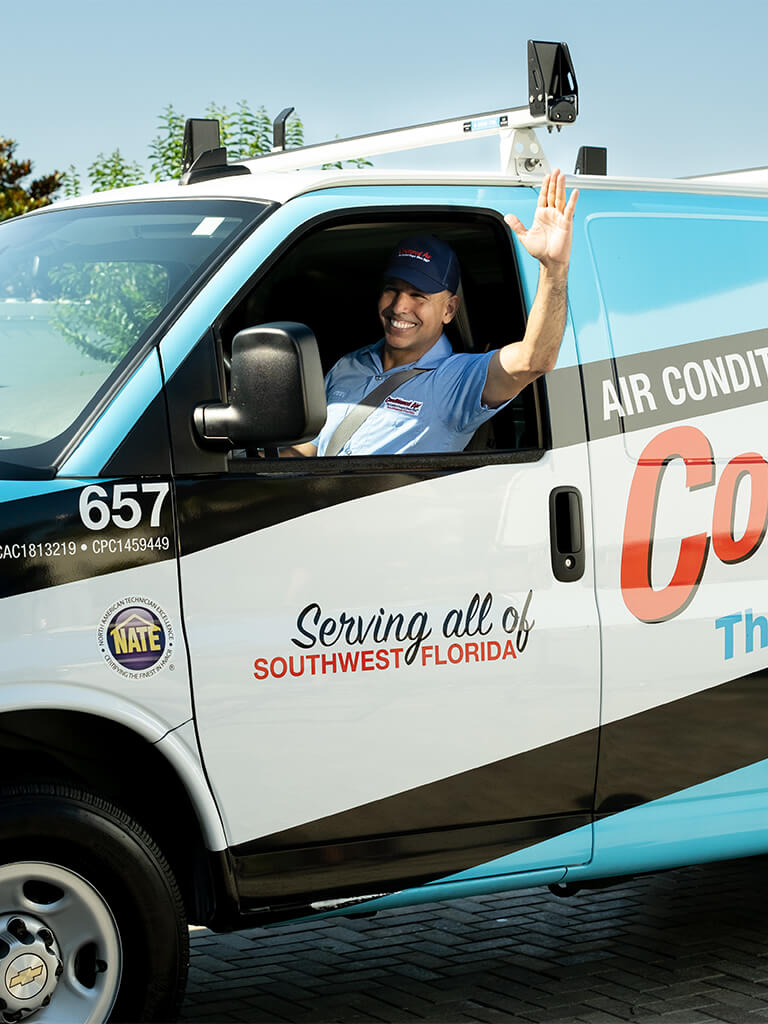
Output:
top-left (621, 425), bottom-right (768, 622)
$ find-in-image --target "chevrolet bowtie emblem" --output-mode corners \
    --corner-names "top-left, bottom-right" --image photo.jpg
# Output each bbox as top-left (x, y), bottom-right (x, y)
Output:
top-left (9, 964), bottom-right (44, 988)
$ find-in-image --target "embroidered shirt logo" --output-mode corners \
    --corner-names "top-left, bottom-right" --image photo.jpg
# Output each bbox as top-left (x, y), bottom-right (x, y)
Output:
top-left (385, 397), bottom-right (423, 417)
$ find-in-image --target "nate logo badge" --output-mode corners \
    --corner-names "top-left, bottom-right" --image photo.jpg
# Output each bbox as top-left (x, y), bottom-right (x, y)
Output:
top-left (98, 597), bottom-right (174, 678)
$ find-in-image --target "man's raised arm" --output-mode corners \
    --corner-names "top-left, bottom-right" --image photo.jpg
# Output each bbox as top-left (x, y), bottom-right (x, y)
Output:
top-left (482, 169), bottom-right (578, 408)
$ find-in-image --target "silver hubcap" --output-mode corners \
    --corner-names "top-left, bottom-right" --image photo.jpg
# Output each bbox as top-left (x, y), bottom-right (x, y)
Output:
top-left (7, 953), bottom-right (50, 1000)
top-left (0, 863), bottom-right (121, 1022)
top-left (0, 914), bottom-right (62, 1012)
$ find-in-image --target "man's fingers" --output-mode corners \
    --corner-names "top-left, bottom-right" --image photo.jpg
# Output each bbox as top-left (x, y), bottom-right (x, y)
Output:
top-left (555, 170), bottom-right (566, 213)
top-left (506, 173), bottom-right (578, 249)
top-left (504, 212), bottom-right (525, 238)
top-left (548, 168), bottom-right (560, 207)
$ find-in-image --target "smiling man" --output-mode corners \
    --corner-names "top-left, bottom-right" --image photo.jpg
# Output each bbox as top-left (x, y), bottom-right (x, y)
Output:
top-left (290, 169), bottom-right (578, 457)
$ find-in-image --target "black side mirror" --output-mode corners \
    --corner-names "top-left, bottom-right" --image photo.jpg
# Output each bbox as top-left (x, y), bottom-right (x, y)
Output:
top-left (194, 322), bottom-right (326, 450)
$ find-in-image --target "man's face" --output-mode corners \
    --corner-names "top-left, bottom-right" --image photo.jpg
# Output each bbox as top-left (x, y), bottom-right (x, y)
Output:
top-left (378, 277), bottom-right (458, 364)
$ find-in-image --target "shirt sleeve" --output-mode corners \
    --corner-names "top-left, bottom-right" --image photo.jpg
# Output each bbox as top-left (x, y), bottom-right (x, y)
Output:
top-left (431, 351), bottom-right (503, 434)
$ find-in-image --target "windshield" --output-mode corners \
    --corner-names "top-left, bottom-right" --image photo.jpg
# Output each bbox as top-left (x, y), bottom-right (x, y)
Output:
top-left (0, 199), bottom-right (267, 463)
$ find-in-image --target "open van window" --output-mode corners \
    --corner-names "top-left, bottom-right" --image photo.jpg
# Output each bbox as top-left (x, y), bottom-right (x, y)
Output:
top-left (0, 199), bottom-right (267, 472)
top-left (217, 210), bottom-right (544, 460)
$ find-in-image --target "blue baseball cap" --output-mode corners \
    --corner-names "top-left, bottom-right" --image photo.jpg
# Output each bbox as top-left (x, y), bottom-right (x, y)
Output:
top-left (383, 235), bottom-right (461, 294)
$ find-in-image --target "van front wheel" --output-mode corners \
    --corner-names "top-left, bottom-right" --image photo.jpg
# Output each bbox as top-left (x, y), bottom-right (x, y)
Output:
top-left (0, 785), bottom-right (188, 1023)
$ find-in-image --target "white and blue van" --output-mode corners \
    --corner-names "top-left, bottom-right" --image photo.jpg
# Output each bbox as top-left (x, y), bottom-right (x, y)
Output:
top-left (2, 41), bottom-right (768, 1023)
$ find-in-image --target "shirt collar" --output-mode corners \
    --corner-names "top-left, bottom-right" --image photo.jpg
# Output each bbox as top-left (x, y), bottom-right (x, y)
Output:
top-left (366, 333), bottom-right (452, 374)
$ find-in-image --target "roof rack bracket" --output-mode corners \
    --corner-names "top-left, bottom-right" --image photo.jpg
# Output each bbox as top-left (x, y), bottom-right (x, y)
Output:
top-left (528, 40), bottom-right (578, 124)
top-left (500, 127), bottom-right (551, 177)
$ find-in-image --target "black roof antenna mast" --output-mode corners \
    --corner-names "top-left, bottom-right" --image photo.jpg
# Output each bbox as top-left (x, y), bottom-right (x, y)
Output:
top-left (180, 118), bottom-right (250, 186)
top-left (272, 107), bottom-right (295, 152)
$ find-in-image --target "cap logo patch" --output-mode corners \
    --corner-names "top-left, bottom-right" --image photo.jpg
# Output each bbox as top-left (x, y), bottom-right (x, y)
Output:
top-left (397, 248), bottom-right (431, 263)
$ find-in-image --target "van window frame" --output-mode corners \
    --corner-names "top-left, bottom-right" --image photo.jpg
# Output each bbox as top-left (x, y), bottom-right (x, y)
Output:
top-left (198, 204), bottom-right (551, 476)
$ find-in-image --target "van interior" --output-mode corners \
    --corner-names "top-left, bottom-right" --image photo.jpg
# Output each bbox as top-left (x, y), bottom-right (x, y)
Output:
top-left (218, 211), bottom-right (545, 455)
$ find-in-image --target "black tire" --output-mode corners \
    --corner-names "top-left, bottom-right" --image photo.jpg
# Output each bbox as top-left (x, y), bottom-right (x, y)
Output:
top-left (0, 783), bottom-right (189, 1022)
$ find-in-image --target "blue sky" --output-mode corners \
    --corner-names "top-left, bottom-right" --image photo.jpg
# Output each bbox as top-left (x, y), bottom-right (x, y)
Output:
top-left (6, 0), bottom-right (768, 187)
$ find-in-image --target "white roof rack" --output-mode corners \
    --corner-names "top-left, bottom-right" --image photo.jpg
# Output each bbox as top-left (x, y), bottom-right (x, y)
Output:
top-left (684, 166), bottom-right (768, 186)
top-left (245, 105), bottom-right (564, 177)
top-left (180, 41), bottom-right (578, 186)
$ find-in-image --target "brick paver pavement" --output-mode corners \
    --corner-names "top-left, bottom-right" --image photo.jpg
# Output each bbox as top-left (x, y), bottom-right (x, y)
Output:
top-left (179, 854), bottom-right (768, 1023)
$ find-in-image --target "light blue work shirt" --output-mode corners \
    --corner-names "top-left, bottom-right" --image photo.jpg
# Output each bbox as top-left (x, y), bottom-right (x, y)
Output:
top-left (314, 334), bottom-right (501, 456)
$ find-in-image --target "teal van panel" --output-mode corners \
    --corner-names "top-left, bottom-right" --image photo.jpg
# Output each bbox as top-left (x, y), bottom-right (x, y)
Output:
top-left (586, 213), bottom-right (768, 359)
top-left (568, 189), bottom-right (768, 367)
top-left (0, 480), bottom-right (84, 504)
top-left (567, 757), bottom-right (768, 882)
top-left (59, 352), bottom-right (164, 477)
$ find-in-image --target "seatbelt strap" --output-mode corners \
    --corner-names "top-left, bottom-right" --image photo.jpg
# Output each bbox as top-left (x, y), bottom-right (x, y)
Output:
top-left (324, 367), bottom-right (432, 456)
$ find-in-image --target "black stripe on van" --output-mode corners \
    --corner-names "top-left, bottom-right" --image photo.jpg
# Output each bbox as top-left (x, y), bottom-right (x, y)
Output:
top-left (595, 662), bottom-right (768, 814)
top-left (229, 661), bottom-right (768, 910)
top-left (232, 724), bottom-right (597, 907)
top-left (174, 451), bottom-right (545, 558)
top-left (0, 482), bottom-right (175, 600)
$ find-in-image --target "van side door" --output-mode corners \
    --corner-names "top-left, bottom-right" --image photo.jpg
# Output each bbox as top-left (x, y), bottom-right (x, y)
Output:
top-left (572, 187), bottom-right (768, 875)
top-left (164, 187), bottom-right (601, 912)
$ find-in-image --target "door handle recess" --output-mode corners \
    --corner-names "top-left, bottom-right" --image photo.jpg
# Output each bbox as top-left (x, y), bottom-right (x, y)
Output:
top-left (549, 486), bottom-right (585, 582)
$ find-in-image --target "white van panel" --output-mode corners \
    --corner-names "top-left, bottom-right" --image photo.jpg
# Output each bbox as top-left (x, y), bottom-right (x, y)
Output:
top-left (181, 450), bottom-right (599, 851)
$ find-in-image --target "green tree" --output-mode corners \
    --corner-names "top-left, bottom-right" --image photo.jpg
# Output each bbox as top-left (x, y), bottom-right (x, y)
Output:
top-left (50, 261), bottom-right (168, 363)
top-left (0, 138), bottom-right (62, 220)
top-left (63, 164), bottom-right (82, 199)
top-left (88, 149), bottom-right (145, 192)
top-left (40, 100), bottom-right (368, 201)
top-left (148, 104), bottom-right (186, 182)
top-left (148, 101), bottom-right (305, 181)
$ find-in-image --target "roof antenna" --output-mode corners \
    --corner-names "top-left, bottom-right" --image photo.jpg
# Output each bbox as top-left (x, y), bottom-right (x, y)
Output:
top-left (273, 107), bottom-right (295, 152)
top-left (181, 119), bottom-right (222, 175)
top-left (575, 146), bottom-right (607, 175)
top-left (179, 118), bottom-right (251, 185)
